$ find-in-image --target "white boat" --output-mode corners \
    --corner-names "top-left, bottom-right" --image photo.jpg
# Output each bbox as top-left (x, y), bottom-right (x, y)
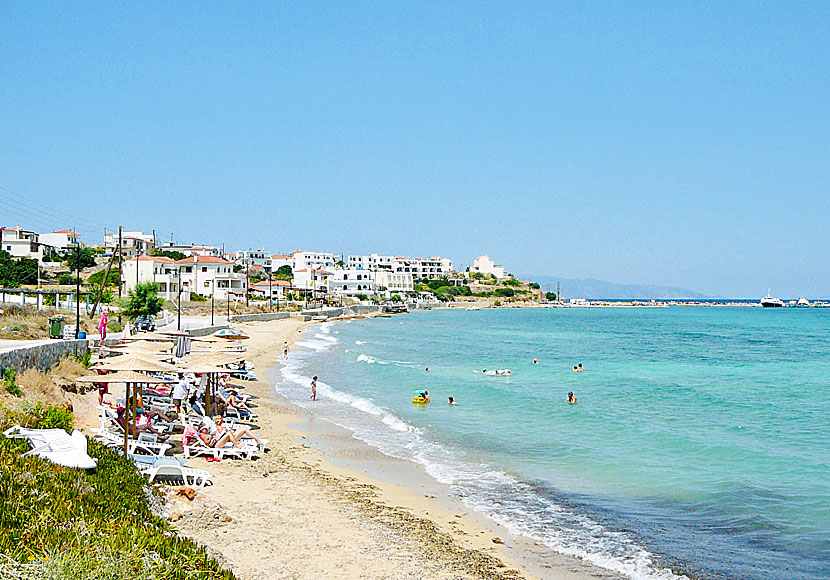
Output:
top-left (760, 290), bottom-right (785, 308)
top-left (796, 296), bottom-right (811, 308)
top-left (465, 306), bottom-right (481, 311)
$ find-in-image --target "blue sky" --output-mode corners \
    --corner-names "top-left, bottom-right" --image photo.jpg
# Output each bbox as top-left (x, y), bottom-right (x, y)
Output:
top-left (1, 2), bottom-right (828, 297)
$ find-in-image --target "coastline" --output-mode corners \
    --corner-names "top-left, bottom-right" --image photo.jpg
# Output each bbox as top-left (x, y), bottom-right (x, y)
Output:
top-left (71, 315), bottom-right (621, 580)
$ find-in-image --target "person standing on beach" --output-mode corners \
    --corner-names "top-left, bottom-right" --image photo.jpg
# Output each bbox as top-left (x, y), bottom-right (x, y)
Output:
top-left (98, 310), bottom-right (108, 341)
top-left (310, 376), bottom-right (317, 401)
top-left (283, 341), bottom-right (289, 359)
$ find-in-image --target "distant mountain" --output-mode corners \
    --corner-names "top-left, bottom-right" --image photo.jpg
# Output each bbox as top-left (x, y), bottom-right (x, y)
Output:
top-left (521, 275), bottom-right (712, 300)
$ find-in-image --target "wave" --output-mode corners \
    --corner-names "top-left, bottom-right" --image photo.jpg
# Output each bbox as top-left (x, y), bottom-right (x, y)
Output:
top-left (355, 340), bottom-right (366, 345)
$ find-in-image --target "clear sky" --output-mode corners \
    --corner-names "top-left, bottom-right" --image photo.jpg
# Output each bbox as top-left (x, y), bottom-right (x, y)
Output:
top-left (2, 3), bottom-right (828, 298)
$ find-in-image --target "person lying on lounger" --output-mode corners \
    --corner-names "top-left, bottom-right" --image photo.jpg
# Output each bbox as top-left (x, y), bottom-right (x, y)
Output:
top-left (198, 415), bottom-right (264, 449)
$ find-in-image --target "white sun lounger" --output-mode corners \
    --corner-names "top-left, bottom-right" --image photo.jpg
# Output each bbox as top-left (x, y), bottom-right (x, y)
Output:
top-left (182, 438), bottom-right (260, 460)
top-left (138, 457), bottom-right (212, 487)
top-left (3, 425), bottom-right (98, 470)
top-left (91, 428), bottom-right (172, 457)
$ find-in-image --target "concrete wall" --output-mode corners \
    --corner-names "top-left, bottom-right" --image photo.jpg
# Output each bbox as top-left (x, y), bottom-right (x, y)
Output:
top-left (228, 312), bottom-right (291, 323)
top-left (0, 339), bottom-right (90, 374)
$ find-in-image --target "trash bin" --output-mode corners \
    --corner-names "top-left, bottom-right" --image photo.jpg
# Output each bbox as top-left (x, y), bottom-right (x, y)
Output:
top-left (48, 317), bottom-right (64, 339)
top-left (77, 331), bottom-right (86, 339)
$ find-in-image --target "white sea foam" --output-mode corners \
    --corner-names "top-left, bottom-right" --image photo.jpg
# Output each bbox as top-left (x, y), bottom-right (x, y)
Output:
top-left (355, 340), bottom-right (366, 345)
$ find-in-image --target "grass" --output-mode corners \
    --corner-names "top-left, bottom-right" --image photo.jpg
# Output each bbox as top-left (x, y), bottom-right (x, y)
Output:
top-left (0, 403), bottom-right (236, 580)
top-left (0, 307), bottom-right (98, 340)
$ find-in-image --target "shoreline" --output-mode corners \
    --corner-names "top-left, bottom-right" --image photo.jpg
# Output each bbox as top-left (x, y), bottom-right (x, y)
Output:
top-left (69, 315), bottom-right (623, 579)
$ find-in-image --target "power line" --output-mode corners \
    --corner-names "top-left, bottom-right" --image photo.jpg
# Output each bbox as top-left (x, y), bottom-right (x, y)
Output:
top-left (0, 185), bottom-right (111, 230)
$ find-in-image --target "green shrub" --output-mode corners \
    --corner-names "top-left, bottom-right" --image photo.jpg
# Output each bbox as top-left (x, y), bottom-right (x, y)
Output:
top-left (0, 406), bottom-right (236, 579)
top-left (502, 277), bottom-right (522, 287)
top-left (57, 273), bottom-right (82, 286)
top-left (2, 369), bottom-right (22, 397)
top-left (494, 300), bottom-right (502, 307)
top-left (494, 288), bottom-right (515, 298)
top-left (74, 350), bottom-right (92, 368)
top-left (189, 292), bottom-right (207, 302)
top-left (107, 320), bottom-right (123, 333)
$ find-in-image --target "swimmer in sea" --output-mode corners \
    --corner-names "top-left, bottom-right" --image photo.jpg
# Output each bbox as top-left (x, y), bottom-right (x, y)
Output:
top-left (567, 391), bottom-right (578, 404)
top-left (423, 390), bottom-right (430, 403)
top-left (425, 367), bottom-right (430, 373)
top-left (448, 396), bottom-right (456, 405)
top-left (577, 363), bottom-right (584, 371)
top-left (533, 358), bottom-right (538, 365)
top-left (573, 365), bottom-right (578, 372)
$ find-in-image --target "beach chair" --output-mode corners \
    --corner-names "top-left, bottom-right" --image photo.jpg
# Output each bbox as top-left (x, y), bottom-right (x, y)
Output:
top-left (182, 436), bottom-right (259, 460)
top-left (3, 425), bottom-right (98, 470)
top-left (136, 456), bottom-right (212, 487)
top-left (91, 428), bottom-right (172, 457)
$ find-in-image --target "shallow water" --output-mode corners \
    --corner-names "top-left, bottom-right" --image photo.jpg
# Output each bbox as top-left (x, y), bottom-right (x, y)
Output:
top-left (276, 308), bottom-right (830, 580)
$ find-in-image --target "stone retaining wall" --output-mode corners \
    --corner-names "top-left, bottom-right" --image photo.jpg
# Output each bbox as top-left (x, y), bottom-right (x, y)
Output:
top-left (228, 312), bottom-right (291, 323)
top-left (0, 339), bottom-right (90, 374)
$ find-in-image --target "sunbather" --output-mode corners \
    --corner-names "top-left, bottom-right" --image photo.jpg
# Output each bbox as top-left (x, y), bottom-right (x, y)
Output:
top-left (198, 415), bottom-right (263, 449)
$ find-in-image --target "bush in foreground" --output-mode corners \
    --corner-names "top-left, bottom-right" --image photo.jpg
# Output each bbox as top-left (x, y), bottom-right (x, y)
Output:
top-left (0, 405), bottom-right (235, 580)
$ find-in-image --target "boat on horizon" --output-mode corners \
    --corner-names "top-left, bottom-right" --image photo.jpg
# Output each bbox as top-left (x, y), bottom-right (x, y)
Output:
top-left (760, 290), bottom-right (785, 308)
top-left (796, 296), bottom-right (811, 308)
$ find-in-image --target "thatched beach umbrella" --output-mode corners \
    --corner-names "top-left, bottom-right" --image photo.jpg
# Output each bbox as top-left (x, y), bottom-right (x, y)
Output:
top-left (110, 340), bottom-right (175, 352)
top-left (174, 361), bottom-right (246, 413)
top-left (78, 371), bottom-right (171, 455)
top-left (95, 353), bottom-right (177, 372)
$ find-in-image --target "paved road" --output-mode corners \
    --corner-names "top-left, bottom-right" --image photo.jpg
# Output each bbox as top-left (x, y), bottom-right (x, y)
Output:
top-left (0, 338), bottom-right (53, 354)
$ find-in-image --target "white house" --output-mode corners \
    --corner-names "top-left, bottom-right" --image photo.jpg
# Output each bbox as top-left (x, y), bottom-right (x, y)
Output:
top-left (1, 226), bottom-right (44, 261)
top-left (104, 231), bottom-right (156, 258)
top-left (249, 279), bottom-right (292, 299)
top-left (235, 249), bottom-right (268, 268)
top-left (376, 271), bottom-right (414, 295)
top-left (160, 242), bottom-right (221, 257)
top-left (328, 268), bottom-right (378, 297)
top-left (292, 268), bottom-right (333, 298)
top-left (291, 250), bottom-right (337, 273)
top-left (347, 253), bottom-right (396, 272)
top-left (347, 253), bottom-right (453, 280)
top-left (39, 230), bottom-right (81, 254)
top-left (392, 256), bottom-right (453, 280)
top-left (471, 255), bottom-right (506, 279)
top-left (123, 255), bottom-right (246, 300)
top-left (265, 254), bottom-right (293, 274)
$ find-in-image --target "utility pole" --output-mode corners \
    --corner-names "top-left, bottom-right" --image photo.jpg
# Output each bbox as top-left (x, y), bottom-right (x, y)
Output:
top-left (269, 270), bottom-right (273, 311)
top-left (557, 281), bottom-right (561, 304)
top-left (75, 229), bottom-right (80, 339)
top-left (117, 226), bottom-right (123, 324)
top-left (210, 278), bottom-right (215, 326)
top-left (245, 254), bottom-right (249, 307)
top-left (177, 266), bottom-right (182, 331)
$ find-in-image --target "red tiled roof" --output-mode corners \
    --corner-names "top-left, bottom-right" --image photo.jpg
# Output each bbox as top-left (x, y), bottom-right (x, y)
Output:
top-left (290, 250), bottom-right (303, 254)
top-left (271, 254), bottom-right (291, 259)
top-left (132, 255), bottom-right (174, 263)
top-left (52, 230), bottom-right (79, 235)
top-left (253, 280), bottom-right (291, 287)
top-left (294, 269), bottom-right (331, 274)
top-left (175, 256), bottom-right (233, 265)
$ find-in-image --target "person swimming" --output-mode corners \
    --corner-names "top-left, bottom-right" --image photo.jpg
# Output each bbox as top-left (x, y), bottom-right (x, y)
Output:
top-left (448, 396), bottom-right (456, 405)
top-left (533, 358), bottom-right (538, 364)
top-left (577, 363), bottom-right (584, 371)
top-left (567, 391), bottom-right (578, 404)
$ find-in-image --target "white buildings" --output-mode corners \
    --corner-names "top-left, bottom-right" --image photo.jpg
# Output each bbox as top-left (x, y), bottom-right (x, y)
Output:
top-left (39, 230), bottom-right (81, 254)
top-left (1, 226), bottom-right (44, 261)
top-left (346, 253), bottom-right (452, 280)
top-left (471, 255), bottom-right (506, 279)
top-left (376, 271), bottom-right (414, 294)
top-left (122, 255), bottom-right (246, 300)
top-left (292, 268), bottom-right (333, 297)
top-left (328, 268), bottom-right (378, 297)
top-left (264, 254), bottom-right (292, 274)
top-left (235, 249), bottom-right (268, 268)
top-left (249, 279), bottom-right (292, 300)
top-left (291, 250), bottom-right (337, 273)
top-left (160, 243), bottom-right (221, 257)
top-left (104, 231), bottom-right (155, 258)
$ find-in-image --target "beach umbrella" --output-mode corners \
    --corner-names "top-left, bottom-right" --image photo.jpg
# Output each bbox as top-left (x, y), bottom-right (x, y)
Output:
top-left (77, 371), bottom-right (170, 455)
top-left (111, 340), bottom-right (175, 352)
top-left (212, 328), bottom-right (250, 340)
top-left (94, 353), bottom-right (177, 372)
top-left (181, 352), bottom-right (246, 367)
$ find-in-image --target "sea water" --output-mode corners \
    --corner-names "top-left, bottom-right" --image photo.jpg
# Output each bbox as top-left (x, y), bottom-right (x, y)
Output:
top-left (276, 308), bottom-right (830, 580)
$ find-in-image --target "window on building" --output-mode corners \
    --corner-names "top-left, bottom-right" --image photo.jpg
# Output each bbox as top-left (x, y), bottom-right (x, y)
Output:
top-left (202, 267), bottom-right (207, 272)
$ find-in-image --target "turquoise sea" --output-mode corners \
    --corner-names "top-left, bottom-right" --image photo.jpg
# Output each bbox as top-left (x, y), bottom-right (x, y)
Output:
top-left (275, 308), bottom-right (830, 580)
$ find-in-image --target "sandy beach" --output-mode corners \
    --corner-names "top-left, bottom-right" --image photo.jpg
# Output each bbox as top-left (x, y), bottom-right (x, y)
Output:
top-left (70, 316), bottom-right (618, 580)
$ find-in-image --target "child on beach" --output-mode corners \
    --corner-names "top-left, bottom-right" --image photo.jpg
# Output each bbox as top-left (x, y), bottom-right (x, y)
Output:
top-left (310, 376), bottom-right (317, 401)
top-left (283, 341), bottom-right (289, 359)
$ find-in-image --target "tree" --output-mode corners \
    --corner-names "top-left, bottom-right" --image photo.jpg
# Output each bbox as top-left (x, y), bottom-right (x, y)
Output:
top-left (61, 247), bottom-right (97, 269)
top-left (87, 268), bottom-right (120, 287)
top-left (274, 265), bottom-right (292, 280)
top-left (150, 248), bottom-right (186, 261)
top-left (0, 251), bottom-right (38, 287)
top-left (545, 292), bottom-right (557, 301)
top-left (121, 282), bottom-right (165, 321)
